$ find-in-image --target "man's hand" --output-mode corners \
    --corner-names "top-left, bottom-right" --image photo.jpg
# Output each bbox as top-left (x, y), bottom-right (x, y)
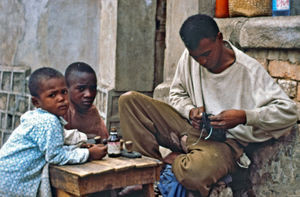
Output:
top-left (189, 107), bottom-right (205, 129)
top-left (209, 109), bottom-right (246, 129)
top-left (88, 144), bottom-right (107, 161)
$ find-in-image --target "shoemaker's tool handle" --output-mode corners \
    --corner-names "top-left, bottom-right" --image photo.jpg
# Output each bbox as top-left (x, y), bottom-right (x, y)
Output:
top-left (125, 141), bottom-right (133, 153)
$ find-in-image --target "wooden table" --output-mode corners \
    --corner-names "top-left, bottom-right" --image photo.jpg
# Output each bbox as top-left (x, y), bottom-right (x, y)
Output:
top-left (50, 156), bottom-right (162, 197)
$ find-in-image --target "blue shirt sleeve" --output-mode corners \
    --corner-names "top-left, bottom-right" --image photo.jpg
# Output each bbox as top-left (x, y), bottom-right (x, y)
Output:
top-left (33, 113), bottom-right (89, 165)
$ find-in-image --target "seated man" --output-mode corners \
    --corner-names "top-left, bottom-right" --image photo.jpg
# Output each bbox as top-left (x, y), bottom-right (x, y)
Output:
top-left (118, 14), bottom-right (298, 197)
top-left (64, 62), bottom-right (108, 140)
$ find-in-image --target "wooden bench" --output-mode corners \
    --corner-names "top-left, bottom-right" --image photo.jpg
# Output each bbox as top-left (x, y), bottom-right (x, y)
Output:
top-left (50, 156), bottom-right (162, 197)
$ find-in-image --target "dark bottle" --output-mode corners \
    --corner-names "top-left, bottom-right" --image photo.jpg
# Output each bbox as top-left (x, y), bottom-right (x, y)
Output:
top-left (107, 127), bottom-right (121, 157)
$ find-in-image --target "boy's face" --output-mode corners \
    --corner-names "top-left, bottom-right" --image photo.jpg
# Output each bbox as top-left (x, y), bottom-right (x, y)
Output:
top-left (68, 72), bottom-right (97, 113)
top-left (32, 77), bottom-right (69, 116)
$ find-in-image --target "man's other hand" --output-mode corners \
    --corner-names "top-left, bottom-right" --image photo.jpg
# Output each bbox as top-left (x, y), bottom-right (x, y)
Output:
top-left (189, 107), bottom-right (205, 129)
top-left (209, 109), bottom-right (246, 129)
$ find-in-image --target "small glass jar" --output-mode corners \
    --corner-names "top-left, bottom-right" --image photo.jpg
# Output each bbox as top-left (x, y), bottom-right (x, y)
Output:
top-left (107, 127), bottom-right (121, 157)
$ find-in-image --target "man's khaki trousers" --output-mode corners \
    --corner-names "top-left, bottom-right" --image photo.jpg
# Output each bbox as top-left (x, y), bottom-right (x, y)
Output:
top-left (119, 91), bottom-right (244, 196)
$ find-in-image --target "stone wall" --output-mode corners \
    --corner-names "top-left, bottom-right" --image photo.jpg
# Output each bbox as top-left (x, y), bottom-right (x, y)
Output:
top-left (230, 125), bottom-right (300, 197)
top-left (0, 0), bottom-right (101, 76)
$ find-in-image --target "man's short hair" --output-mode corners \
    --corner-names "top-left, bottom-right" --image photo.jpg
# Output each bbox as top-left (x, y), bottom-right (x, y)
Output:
top-left (179, 14), bottom-right (220, 50)
top-left (29, 67), bottom-right (64, 97)
top-left (65, 62), bottom-right (96, 87)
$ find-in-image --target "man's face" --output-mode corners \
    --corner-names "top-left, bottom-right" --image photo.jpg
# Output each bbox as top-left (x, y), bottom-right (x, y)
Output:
top-left (68, 72), bottom-right (97, 113)
top-left (32, 77), bottom-right (69, 117)
top-left (188, 34), bottom-right (223, 73)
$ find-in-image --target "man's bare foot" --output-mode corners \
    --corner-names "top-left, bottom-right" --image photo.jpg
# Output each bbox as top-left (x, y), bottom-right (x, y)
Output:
top-left (162, 152), bottom-right (181, 164)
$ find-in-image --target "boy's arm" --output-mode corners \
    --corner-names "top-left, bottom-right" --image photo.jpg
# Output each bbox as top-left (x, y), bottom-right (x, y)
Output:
top-left (35, 115), bottom-right (89, 165)
top-left (64, 129), bottom-right (88, 146)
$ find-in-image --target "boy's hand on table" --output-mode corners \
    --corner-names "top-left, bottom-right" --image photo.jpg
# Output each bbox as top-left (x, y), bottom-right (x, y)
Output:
top-left (88, 144), bottom-right (108, 161)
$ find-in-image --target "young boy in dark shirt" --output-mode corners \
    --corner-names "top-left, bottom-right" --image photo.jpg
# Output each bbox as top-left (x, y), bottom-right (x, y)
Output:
top-left (0, 67), bottom-right (107, 196)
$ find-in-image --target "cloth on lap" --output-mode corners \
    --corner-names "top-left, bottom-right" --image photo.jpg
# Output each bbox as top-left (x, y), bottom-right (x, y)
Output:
top-left (158, 164), bottom-right (186, 197)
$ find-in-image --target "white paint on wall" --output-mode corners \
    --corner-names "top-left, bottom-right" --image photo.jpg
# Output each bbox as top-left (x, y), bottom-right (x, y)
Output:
top-left (15, 0), bottom-right (49, 67)
top-left (145, 0), bottom-right (152, 7)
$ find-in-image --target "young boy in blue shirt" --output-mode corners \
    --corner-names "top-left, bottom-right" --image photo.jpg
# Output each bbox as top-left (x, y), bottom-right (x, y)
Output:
top-left (0, 67), bottom-right (107, 196)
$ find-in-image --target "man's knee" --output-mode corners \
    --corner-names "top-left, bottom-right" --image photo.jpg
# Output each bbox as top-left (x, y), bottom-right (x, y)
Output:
top-left (172, 153), bottom-right (206, 186)
top-left (119, 91), bottom-right (143, 109)
top-left (172, 148), bottom-right (232, 196)
top-left (172, 153), bottom-right (211, 196)
top-left (119, 91), bottom-right (136, 103)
